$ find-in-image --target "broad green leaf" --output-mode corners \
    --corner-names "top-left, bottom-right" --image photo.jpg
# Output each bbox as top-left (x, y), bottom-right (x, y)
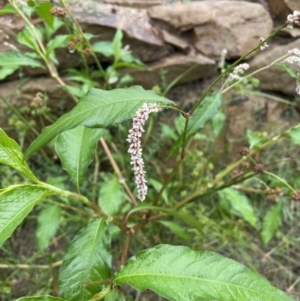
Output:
top-left (128, 205), bottom-right (202, 233)
top-left (0, 4), bottom-right (16, 15)
top-left (98, 175), bottom-right (123, 216)
top-left (0, 128), bottom-right (38, 182)
top-left (158, 221), bottom-right (190, 240)
top-left (92, 41), bottom-right (114, 57)
top-left (287, 126), bottom-right (300, 145)
top-left (46, 35), bottom-right (69, 56)
top-left (24, 86), bottom-right (174, 159)
top-left (0, 51), bottom-right (43, 68)
top-left (0, 67), bottom-right (18, 80)
top-left (112, 29), bottom-right (123, 62)
top-left (36, 204), bottom-right (62, 251)
top-left (148, 178), bottom-right (169, 204)
top-left (55, 126), bottom-right (103, 190)
top-left (261, 202), bottom-right (283, 246)
top-left (0, 185), bottom-right (52, 246)
top-left (114, 244), bottom-right (294, 301)
top-left (211, 110), bottom-right (226, 137)
top-left (17, 27), bottom-right (41, 52)
top-left (15, 296), bottom-right (66, 301)
top-left (104, 289), bottom-right (122, 301)
top-left (35, 1), bottom-right (54, 28)
top-left (276, 63), bottom-right (300, 80)
top-left (218, 188), bottom-right (257, 229)
top-left (59, 218), bottom-right (111, 301)
top-left (169, 92), bottom-right (221, 157)
top-left (247, 129), bottom-right (268, 149)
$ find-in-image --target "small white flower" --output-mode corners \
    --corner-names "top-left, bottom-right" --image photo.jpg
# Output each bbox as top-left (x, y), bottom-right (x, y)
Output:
top-left (287, 11), bottom-right (300, 29)
top-left (283, 47), bottom-right (300, 94)
top-left (229, 63), bottom-right (249, 81)
top-left (127, 103), bottom-right (161, 201)
top-left (259, 37), bottom-right (268, 51)
top-left (218, 48), bottom-right (228, 69)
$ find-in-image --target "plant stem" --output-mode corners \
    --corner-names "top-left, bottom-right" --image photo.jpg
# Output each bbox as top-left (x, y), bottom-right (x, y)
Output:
top-left (119, 232), bottom-right (132, 267)
top-left (99, 137), bottom-right (138, 206)
top-left (9, 0), bottom-right (78, 103)
top-left (190, 24), bottom-right (287, 115)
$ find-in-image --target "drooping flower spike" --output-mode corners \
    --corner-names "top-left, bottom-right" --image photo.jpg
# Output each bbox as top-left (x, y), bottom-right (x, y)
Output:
top-left (127, 103), bottom-right (161, 201)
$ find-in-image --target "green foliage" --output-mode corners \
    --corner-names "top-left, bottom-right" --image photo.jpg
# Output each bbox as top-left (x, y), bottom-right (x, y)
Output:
top-left (0, 3), bottom-right (16, 15)
top-left (0, 1), bottom-right (299, 300)
top-left (36, 204), bottom-right (62, 251)
top-left (169, 92), bottom-right (222, 156)
top-left (24, 86), bottom-right (174, 158)
top-left (114, 245), bottom-right (294, 301)
top-left (0, 185), bottom-right (53, 247)
top-left (218, 188), bottom-right (257, 229)
top-left (58, 218), bottom-right (111, 301)
top-left (261, 202), bottom-right (283, 246)
top-left (15, 297), bottom-right (66, 301)
top-left (55, 126), bottom-right (104, 190)
top-left (98, 174), bottom-right (124, 216)
top-left (0, 51), bottom-right (43, 80)
top-left (0, 128), bottom-right (38, 182)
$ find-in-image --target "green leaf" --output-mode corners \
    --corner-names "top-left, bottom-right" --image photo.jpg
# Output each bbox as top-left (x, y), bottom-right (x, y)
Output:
top-left (148, 178), bottom-right (169, 204)
top-left (25, 86), bottom-right (174, 159)
top-left (15, 296), bottom-right (66, 301)
top-left (218, 188), bottom-right (257, 229)
top-left (261, 202), bottom-right (283, 246)
top-left (59, 218), bottom-right (111, 301)
top-left (92, 41), bottom-right (114, 57)
top-left (128, 205), bottom-right (202, 234)
top-left (211, 110), bottom-right (226, 137)
top-left (114, 244), bottom-right (294, 301)
top-left (98, 175), bottom-right (123, 216)
top-left (0, 185), bottom-right (52, 247)
top-left (247, 129), bottom-right (268, 149)
top-left (0, 67), bottom-right (18, 80)
top-left (104, 289), bottom-right (122, 301)
top-left (275, 63), bottom-right (300, 80)
top-left (287, 126), bottom-right (300, 145)
top-left (112, 29), bottom-right (123, 62)
top-left (0, 3), bottom-right (16, 15)
top-left (35, 1), bottom-right (54, 28)
top-left (46, 35), bottom-right (69, 56)
top-left (0, 51), bottom-right (44, 68)
top-left (169, 92), bottom-right (221, 157)
top-left (17, 27), bottom-right (41, 51)
top-left (158, 221), bottom-right (190, 240)
top-left (55, 126), bottom-right (103, 190)
top-left (36, 204), bottom-right (62, 251)
top-left (0, 128), bottom-right (39, 182)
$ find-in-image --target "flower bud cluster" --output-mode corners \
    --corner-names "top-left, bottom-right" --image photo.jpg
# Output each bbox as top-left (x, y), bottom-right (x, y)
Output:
top-left (127, 103), bottom-right (161, 201)
top-left (287, 11), bottom-right (300, 29)
top-left (229, 63), bottom-right (249, 81)
top-left (259, 37), bottom-right (268, 51)
top-left (284, 48), bottom-right (300, 94)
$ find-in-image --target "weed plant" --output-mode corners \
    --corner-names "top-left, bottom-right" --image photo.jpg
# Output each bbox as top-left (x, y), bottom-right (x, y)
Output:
top-left (1, 1), bottom-right (300, 301)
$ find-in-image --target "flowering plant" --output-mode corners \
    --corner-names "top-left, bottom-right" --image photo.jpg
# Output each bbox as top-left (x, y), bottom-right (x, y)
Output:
top-left (1, 2), bottom-right (300, 301)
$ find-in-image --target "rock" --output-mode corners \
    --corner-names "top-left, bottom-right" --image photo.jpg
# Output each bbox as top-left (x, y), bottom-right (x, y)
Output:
top-left (266, 0), bottom-right (298, 21)
top-left (249, 39), bottom-right (300, 95)
top-left (123, 53), bottom-right (215, 89)
top-left (103, 0), bottom-right (163, 8)
top-left (161, 29), bottom-right (190, 52)
top-left (224, 92), bottom-right (290, 160)
top-left (70, 2), bottom-right (168, 62)
top-left (149, 1), bottom-right (273, 59)
top-left (0, 77), bottom-right (74, 135)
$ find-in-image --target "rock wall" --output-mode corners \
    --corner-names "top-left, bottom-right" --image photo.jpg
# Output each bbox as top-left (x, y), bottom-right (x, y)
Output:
top-left (0, 0), bottom-right (299, 147)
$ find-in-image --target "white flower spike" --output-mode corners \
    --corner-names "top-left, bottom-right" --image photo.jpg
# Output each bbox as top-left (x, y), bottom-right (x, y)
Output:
top-left (127, 103), bottom-right (161, 201)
